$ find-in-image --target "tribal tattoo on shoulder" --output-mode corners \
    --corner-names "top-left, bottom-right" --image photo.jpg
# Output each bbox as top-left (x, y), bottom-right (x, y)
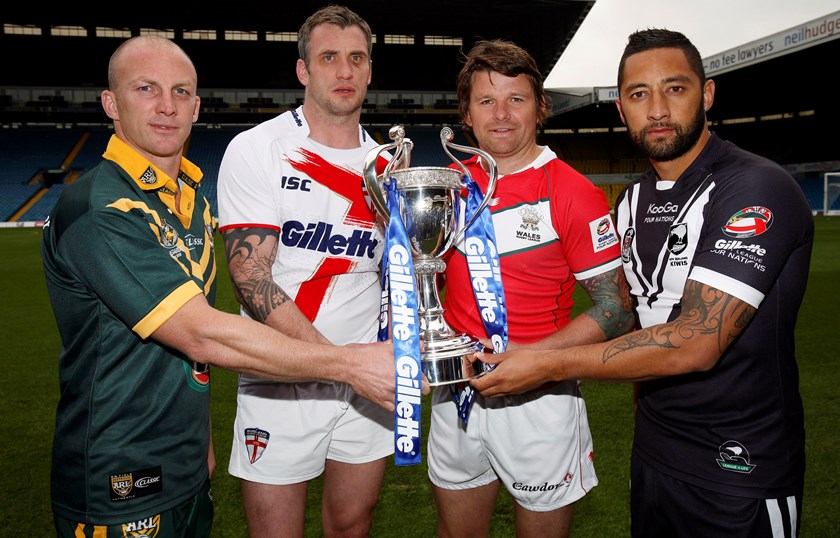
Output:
top-left (221, 227), bottom-right (291, 323)
top-left (602, 279), bottom-right (756, 364)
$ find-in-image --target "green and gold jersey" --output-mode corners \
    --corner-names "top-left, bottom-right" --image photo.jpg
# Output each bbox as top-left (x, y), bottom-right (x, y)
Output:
top-left (42, 135), bottom-right (217, 525)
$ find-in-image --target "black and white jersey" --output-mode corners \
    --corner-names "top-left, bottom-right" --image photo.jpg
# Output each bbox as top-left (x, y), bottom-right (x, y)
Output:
top-left (614, 133), bottom-right (813, 498)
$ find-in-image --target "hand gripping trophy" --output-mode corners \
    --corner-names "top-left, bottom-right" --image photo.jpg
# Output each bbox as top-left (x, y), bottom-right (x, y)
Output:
top-left (363, 125), bottom-right (501, 386)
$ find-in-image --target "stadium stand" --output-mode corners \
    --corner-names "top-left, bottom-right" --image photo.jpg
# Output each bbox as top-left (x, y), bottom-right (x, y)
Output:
top-left (18, 184), bottom-right (65, 222)
top-left (185, 126), bottom-right (250, 217)
top-left (1, 6), bottom-right (838, 222)
top-left (1, 120), bottom-right (834, 223)
top-left (0, 127), bottom-right (79, 184)
top-left (0, 183), bottom-right (40, 221)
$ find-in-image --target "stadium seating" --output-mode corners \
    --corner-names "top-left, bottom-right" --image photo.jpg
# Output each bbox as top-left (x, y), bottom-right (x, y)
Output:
top-left (0, 127), bottom-right (79, 184)
top-left (0, 183), bottom-right (40, 221)
top-left (185, 126), bottom-right (251, 217)
top-left (1, 123), bottom-right (835, 223)
top-left (18, 184), bottom-right (65, 222)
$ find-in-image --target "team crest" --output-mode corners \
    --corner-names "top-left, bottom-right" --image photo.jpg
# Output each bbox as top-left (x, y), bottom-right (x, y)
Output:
top-left (621, 228), bottom-right (635, 263)
top-left (518, 206), bottom-right (541, 231)
top-left (159, 219), bottom-right (178, 248)
top-left (716, 440), bottom-right (756, 474)
top-left (668, 222), bottom-right (688, 255)
top-left (111, 473), bottom-right (133, 498)
top-left (139, 166), bottom-right (157, 185)
top-left (244, 427), bottom-right (271, 464)
top-left (722, 206), bottom-right (773, 238)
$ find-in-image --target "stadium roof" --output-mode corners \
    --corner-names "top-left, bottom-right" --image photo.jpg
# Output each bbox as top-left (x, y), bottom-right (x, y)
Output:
top-left (1, 0), bottom-right (838, 139)
top-left (0, 1), bottom-right (594, 82)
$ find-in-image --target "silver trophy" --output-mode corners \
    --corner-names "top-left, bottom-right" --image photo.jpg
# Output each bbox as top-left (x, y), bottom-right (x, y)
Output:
top-left (363, 125), bottom-right (498, 385)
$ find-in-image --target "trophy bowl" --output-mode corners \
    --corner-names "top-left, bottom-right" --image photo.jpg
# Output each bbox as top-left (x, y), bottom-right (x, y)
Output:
top-left (364, 126), bottom-right (498, 385)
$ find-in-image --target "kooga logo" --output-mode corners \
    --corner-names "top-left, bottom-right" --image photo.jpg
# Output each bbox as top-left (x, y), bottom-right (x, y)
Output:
top-left (281, 220), bottom-right (378, 258)
top-left (647, 201), bottom-right (679, 214)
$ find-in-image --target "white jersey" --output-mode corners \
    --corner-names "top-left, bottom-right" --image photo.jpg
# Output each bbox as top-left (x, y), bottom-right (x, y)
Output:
top-left (218, 107), bottom-right (394, 481)
top-left (217, 107), bottom-right (384, 347)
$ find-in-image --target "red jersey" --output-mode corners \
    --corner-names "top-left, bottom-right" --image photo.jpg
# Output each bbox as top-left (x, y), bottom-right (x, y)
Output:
top-left (442, 148), bottom-right (621, 343)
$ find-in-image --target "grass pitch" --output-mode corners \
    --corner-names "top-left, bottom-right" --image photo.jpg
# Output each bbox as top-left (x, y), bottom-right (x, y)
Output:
top-left (1, 217), bottom-right (837, 536)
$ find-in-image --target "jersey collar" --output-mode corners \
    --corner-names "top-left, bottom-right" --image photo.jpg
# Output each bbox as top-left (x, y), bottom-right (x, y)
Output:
top-left (103, 135), bottom-right (203, 228)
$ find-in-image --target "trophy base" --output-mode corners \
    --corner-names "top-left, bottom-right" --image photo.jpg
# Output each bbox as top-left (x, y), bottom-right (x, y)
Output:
top-left (421, 334), bottom-right (486, 386)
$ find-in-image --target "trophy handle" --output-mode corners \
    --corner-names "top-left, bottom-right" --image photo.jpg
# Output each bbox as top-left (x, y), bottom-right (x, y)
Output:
top-left (440, 127), bottom-right (498, 243)
top-left (363, 125), bottom-right (414, 220)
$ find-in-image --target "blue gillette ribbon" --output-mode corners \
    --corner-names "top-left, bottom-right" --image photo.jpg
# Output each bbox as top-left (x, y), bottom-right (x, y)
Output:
top-left (383, 180), bottom-right (423, 466)
top-left (450, 175), bottom-right (508, 424)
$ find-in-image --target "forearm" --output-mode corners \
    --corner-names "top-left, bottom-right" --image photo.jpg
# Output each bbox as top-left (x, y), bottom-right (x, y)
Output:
top-left (527, 314), bottom-right (612, 350)
top-left (480, 324), bottom-right (719, 397)
top-left (199, 312), bottom-right (349, 381)
top-left (530, 267), bottom-right (635, 350)
top-left (153, 294), bottom-right (400, 411)
top-left (473, 279), bottom-right (755, 397)
top-left (263, 300), bottom-right (331, 344)
top-left (155, 295), bottom-right (347, 382)
top-left (547, 310), bottom-right (733, 383)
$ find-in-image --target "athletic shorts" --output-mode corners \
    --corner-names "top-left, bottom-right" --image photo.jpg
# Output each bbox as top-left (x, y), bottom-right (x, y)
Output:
top-left (427, 381), bottom-right (598, 512)
top-left (228, 380), bottom-right (393, 484)
top-left (54, 478), bottom-right (213, 538)
top-left (630, 452), bottom-right (802, 537)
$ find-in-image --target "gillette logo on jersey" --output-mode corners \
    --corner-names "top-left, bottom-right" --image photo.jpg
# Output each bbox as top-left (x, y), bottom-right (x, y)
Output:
top-left (281, 220), bottom-right (378, 258)
top-left (589, 214), bottom-right (619, 253)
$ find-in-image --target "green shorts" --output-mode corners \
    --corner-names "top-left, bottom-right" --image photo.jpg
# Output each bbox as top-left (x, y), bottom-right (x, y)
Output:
top-left (54, 479), bottom-right (213, 538)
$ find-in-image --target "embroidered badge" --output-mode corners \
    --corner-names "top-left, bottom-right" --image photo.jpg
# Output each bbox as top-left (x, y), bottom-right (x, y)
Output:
top-left (722, 206), bottom-right (773, 238)
top-left (668, 222), bottom-right (688, 255)
top-left (244, 428), bottom-right (270, 464)
top-left (716, 440), bottom-right (757, 474)
top-left (110, 466), bottom-right (163, 502)
top-left (621, 228), bottom-right (635, 263)
top-left (159, 219), bottom-right (178, 248)
top-left (590, 214), bottom-right (619, 252)
top-left (139, 166), bottom-right (157, 185)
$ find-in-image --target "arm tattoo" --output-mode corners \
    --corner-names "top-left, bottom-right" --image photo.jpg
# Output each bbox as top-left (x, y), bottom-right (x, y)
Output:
top-left (579, 267), bottom-right (635, 339)
top-left (602, 279), bottom-right (756, 364)
top-left (222, 227), bottom-right (291, 323)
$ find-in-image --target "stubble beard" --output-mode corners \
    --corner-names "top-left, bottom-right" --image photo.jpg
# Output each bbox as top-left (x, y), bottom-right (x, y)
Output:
top-left (630, 101), bottom-right (706, 162)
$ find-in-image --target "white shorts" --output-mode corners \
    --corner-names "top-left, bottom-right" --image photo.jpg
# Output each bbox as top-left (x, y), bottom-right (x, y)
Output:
top-left (228, 379), bottom-right (393, 484)
top-left (427, 381), bottom-right (598, 512)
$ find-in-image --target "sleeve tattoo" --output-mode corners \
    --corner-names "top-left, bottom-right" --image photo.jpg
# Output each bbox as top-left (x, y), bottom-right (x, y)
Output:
top-left (222, 227), bottom-right (291, 323)
top-left (578, 267), bottom-right (635, 339)
top-left (601, 279), bottom-right (756, 364)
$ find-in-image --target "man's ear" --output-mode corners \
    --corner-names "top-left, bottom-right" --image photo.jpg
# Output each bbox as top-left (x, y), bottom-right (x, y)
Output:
top-left (615, 98), bottom-right (626, 125)
top-left (296, 59), bottom-right (309, 87)
top-left (703, 79), bottom-right (715, 112)
top-left (101, 90), bottom-right (118, 120)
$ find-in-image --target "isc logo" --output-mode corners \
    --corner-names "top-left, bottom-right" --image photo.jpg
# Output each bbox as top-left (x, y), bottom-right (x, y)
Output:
top-left (281, 176), bottom-right (312, 191)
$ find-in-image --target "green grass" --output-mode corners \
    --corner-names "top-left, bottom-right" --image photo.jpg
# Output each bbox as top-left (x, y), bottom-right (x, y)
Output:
top-left (1, 217), bottom-right (838, 537)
